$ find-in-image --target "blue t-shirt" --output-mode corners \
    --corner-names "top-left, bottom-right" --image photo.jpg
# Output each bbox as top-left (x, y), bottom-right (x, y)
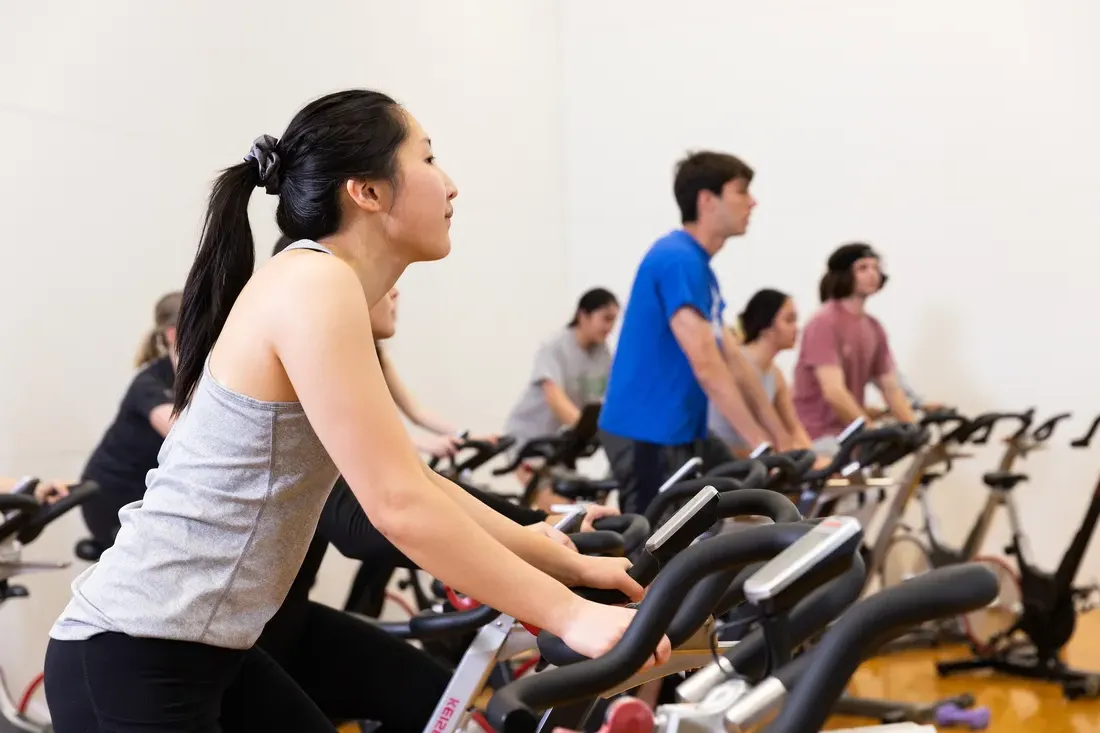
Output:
top-left (599, 229), bottom-right (725, 445)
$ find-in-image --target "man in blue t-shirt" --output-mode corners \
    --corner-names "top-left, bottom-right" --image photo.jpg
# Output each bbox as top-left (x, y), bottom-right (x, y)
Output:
top-left (599, 151), bottom-right (793, 514)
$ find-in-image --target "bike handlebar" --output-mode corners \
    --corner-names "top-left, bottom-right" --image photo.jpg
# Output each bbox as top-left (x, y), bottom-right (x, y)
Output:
top-left (643, 477), bottom-right (743, 527)
top-left (18, 481), bottom-right (100, 544)
top-left (0, 492), bottom-right (41, 542)
top-left (704, 459), bottom-right (769, 488)
top-left (588, 514), bottom-right (651, 556)
top-left (487, 521), bottom-right (824, 732)
top-left (949, 408), bottom-right (1035, 444)
top-left (758, 563), bottom-right (998, 733)
top-left (1033, 412), bottom-right (1072, 443)
top-left (801, 424), bottom-right (918, 483)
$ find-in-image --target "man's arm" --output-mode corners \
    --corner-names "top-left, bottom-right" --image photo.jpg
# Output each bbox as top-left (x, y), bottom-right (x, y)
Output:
top-left (814, 365), bottom-right (871, 426)
top-left (723, 344), bottom-right (793, 450)
top-left (772, 369), bottom-right (813, 450)
top-left (669, 308), bottom-right (770, 449)
top-left (874, 371), bottom-right (916, 424)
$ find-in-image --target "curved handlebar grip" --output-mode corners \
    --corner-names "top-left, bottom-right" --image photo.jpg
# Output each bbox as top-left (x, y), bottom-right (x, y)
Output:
top-left (762, 450), bottom-right (817, 488)
top-left (403, 604), bottom-right (502, 640)
top-left (0, 492), bottom-right (43, 543)
top-left (761, 563), bottom-right (998, 733)
top-left (591, 514), bottom-right (651, 556)
top-left (17, 481), bottom-right (101, 544)
top-left (1033, 412), bottom-right (1071, 443)
top-left (570, 530), bottom-right (625, 557)
top-left (453, 436), bottom-right (518, 473)
top-left (801, 425), bottom-right (909, 483)
top-left (1071, 414), bottom-right (1100, 448)
top-left (490, 522), bottom-right (819, 731)
top-left (490, 437), bottom-right (561, 475)
top-left (705, 459), bottom-right (768, 489)
top-left (964, 409), bottom-right (1035, 444)
top-left (716, 488), bottom-right (802, 524)
top-left (644, 477), bottom-right (742, 526)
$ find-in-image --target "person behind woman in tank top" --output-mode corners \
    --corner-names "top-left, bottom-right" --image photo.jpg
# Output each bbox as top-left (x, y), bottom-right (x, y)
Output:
top-left (707, 289), bottom-right (814, 455)
top-left (273, 236), bottom-right (498, 459)
top-left (504, 287), bottom-right (619, 444)
top-left (78, 291), bottom-right (181, 550)
top-left (503, 288), bottom-right (619, 509)
top-left (44, 89), bottom-right (667, 733)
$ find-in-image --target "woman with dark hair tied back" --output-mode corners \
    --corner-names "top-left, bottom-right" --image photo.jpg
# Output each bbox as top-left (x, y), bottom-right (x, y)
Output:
top-left (504, 287), bottom-right (620, 508)
top-left (707, 288), bottom-right (815, 455)
top-left (44, 90), bottom-right (663, 733)
top-left (78, 291), bottom-right (181, 551)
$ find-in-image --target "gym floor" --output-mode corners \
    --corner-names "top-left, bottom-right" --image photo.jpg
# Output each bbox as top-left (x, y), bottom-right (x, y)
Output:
top-left (825, 611), bottom-right (1100, 731)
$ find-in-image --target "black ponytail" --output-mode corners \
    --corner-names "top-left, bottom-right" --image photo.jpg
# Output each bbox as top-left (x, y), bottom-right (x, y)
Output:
top-left (174, 163), bottom-right (259, 414)
top-left (173, 89), bottom-right (408, 415)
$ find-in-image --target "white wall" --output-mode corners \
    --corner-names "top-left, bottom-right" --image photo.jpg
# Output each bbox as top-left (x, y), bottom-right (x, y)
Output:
top-left (561, 0), bottom-right (1100, 575)
top-left (0, 0), bottom-right (566, 705)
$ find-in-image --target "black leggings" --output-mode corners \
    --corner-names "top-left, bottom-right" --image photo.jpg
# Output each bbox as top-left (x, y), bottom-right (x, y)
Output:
top-left (44, 632), bottom-right (332, 733)
top-left (251, 601), bottom-right (451, 730)
top-left (45, 605), bottom-right (450, 732)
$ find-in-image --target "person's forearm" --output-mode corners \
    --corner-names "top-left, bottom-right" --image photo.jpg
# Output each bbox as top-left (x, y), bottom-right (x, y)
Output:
top-left (883, 386), bottom-right (916, 423)
top-left (701, 371), bottom-right (770, 449)
top-left (374, 478), bottom-right (581, 632)
top-left (543, 383), bottom-right (583, 428)
top-left (824, 388), bottom-right (871, 427)
top-left (739, 379), bottom-right (792, 449)
top-left (424, 467), bottom-right (583, 585)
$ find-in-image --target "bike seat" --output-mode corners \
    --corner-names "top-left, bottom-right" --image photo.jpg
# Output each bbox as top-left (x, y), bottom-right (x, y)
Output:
top-left (551, 473), bottom-right (619, 501)
top-left (75, 538), bottom-right (105, 562)
top-left (982, 471), bottom-right (1029, 490)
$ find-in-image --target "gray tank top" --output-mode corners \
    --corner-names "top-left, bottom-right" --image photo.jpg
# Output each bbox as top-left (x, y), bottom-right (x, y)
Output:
top-left (707, 347), bottom-right (777, 450)
top-left (50, 241), bottom-right (341, 649)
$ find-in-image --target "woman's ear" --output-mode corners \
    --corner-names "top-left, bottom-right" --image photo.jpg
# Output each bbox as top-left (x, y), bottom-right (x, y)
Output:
top-left (164, 326), bottom-right (178, 347)
top-left (345, 178), bottom-right (389, 213)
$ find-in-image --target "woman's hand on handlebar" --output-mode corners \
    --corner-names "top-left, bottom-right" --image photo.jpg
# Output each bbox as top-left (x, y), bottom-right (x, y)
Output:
top-left (35, 480), bottom-right (71, 505)
top-left (573, 556), bottom-right (645, 602)
top-left (468, 433), bottom-right (499, 445)
top-left (526, 521), bottom-right (577, 551)
top-left (559, 601), bottom-right (673, 668)
top-left (812, 454), bottom-right (832, 471)
top-left (579, 503), bottom-right (620, 532)
top-left (420, 433), bottom-right (462, 458)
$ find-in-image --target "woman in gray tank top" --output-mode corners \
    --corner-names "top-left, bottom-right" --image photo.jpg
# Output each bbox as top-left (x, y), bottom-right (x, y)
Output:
top-left (43, 89), bottom-right (669, 733)
top-left (707, 289), bottom-right (816, 454)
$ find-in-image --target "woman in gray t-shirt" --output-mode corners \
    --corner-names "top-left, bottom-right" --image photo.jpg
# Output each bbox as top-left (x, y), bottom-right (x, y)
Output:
top-left (504, 288), bottom-right (619, 444)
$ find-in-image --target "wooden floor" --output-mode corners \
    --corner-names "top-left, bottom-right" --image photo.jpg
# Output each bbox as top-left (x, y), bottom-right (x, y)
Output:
top-left (824, 611), bottom-right (1100, 731)
top-left (341, 613), bottom-right (1100, 732)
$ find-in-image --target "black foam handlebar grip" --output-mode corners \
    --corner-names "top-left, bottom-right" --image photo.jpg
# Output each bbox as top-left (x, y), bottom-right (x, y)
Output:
top-left (493, 522), bottom-right (819, 730)
top-left (960, 409), bottom-right (1035, 444)
top-left (0, 492), bottom-right (41, 543)
top-left (570, 531), bottom-right (625, 557)
top-left (1033, 412), bottom-right (1072, 443)
top-left (18, 481), bottom-right (101, 544)
top-left (761, 563), bottom-right (998, 733)
top-left (715, 488), bottom-right (802, 524)
top-left (705, 459), bottom-right (768, 489)
top-left (591, 514), bottom-right (651, 556)
top-left (643, 477), bottom-right (743, 526)
top-left (389, 604), bottom-right (501, 640)
top-left (1071, 415), bottom-right (1100, 448)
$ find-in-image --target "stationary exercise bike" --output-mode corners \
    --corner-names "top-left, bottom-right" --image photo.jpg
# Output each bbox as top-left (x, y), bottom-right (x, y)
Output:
top-left (936, 412), bottom-right (1100, 700)
top-left (877, 410), bottom-right (1061, 648)
top-left (1, 479), bottom-right (100, 732)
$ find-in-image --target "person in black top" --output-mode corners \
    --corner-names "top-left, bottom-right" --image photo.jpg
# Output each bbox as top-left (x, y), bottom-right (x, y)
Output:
top-left (80, 291), bottom-right (180, 548)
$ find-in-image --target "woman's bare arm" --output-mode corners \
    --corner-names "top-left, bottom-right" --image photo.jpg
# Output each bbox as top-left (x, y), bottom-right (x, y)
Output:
top-left (270, 258), bottom-right (582, 633)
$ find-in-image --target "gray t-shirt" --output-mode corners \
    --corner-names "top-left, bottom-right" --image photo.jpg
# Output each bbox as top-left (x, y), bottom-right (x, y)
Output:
top-left (50, 241), bottom-right (341, 650)
top-left (504, 327), bottom-right (612, 443)
top-left (707, 347), bottom-right (777, 450)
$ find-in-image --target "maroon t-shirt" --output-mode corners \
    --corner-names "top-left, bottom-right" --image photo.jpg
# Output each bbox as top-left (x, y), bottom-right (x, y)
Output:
top-left (793, 301), bottom-right (895, 439)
